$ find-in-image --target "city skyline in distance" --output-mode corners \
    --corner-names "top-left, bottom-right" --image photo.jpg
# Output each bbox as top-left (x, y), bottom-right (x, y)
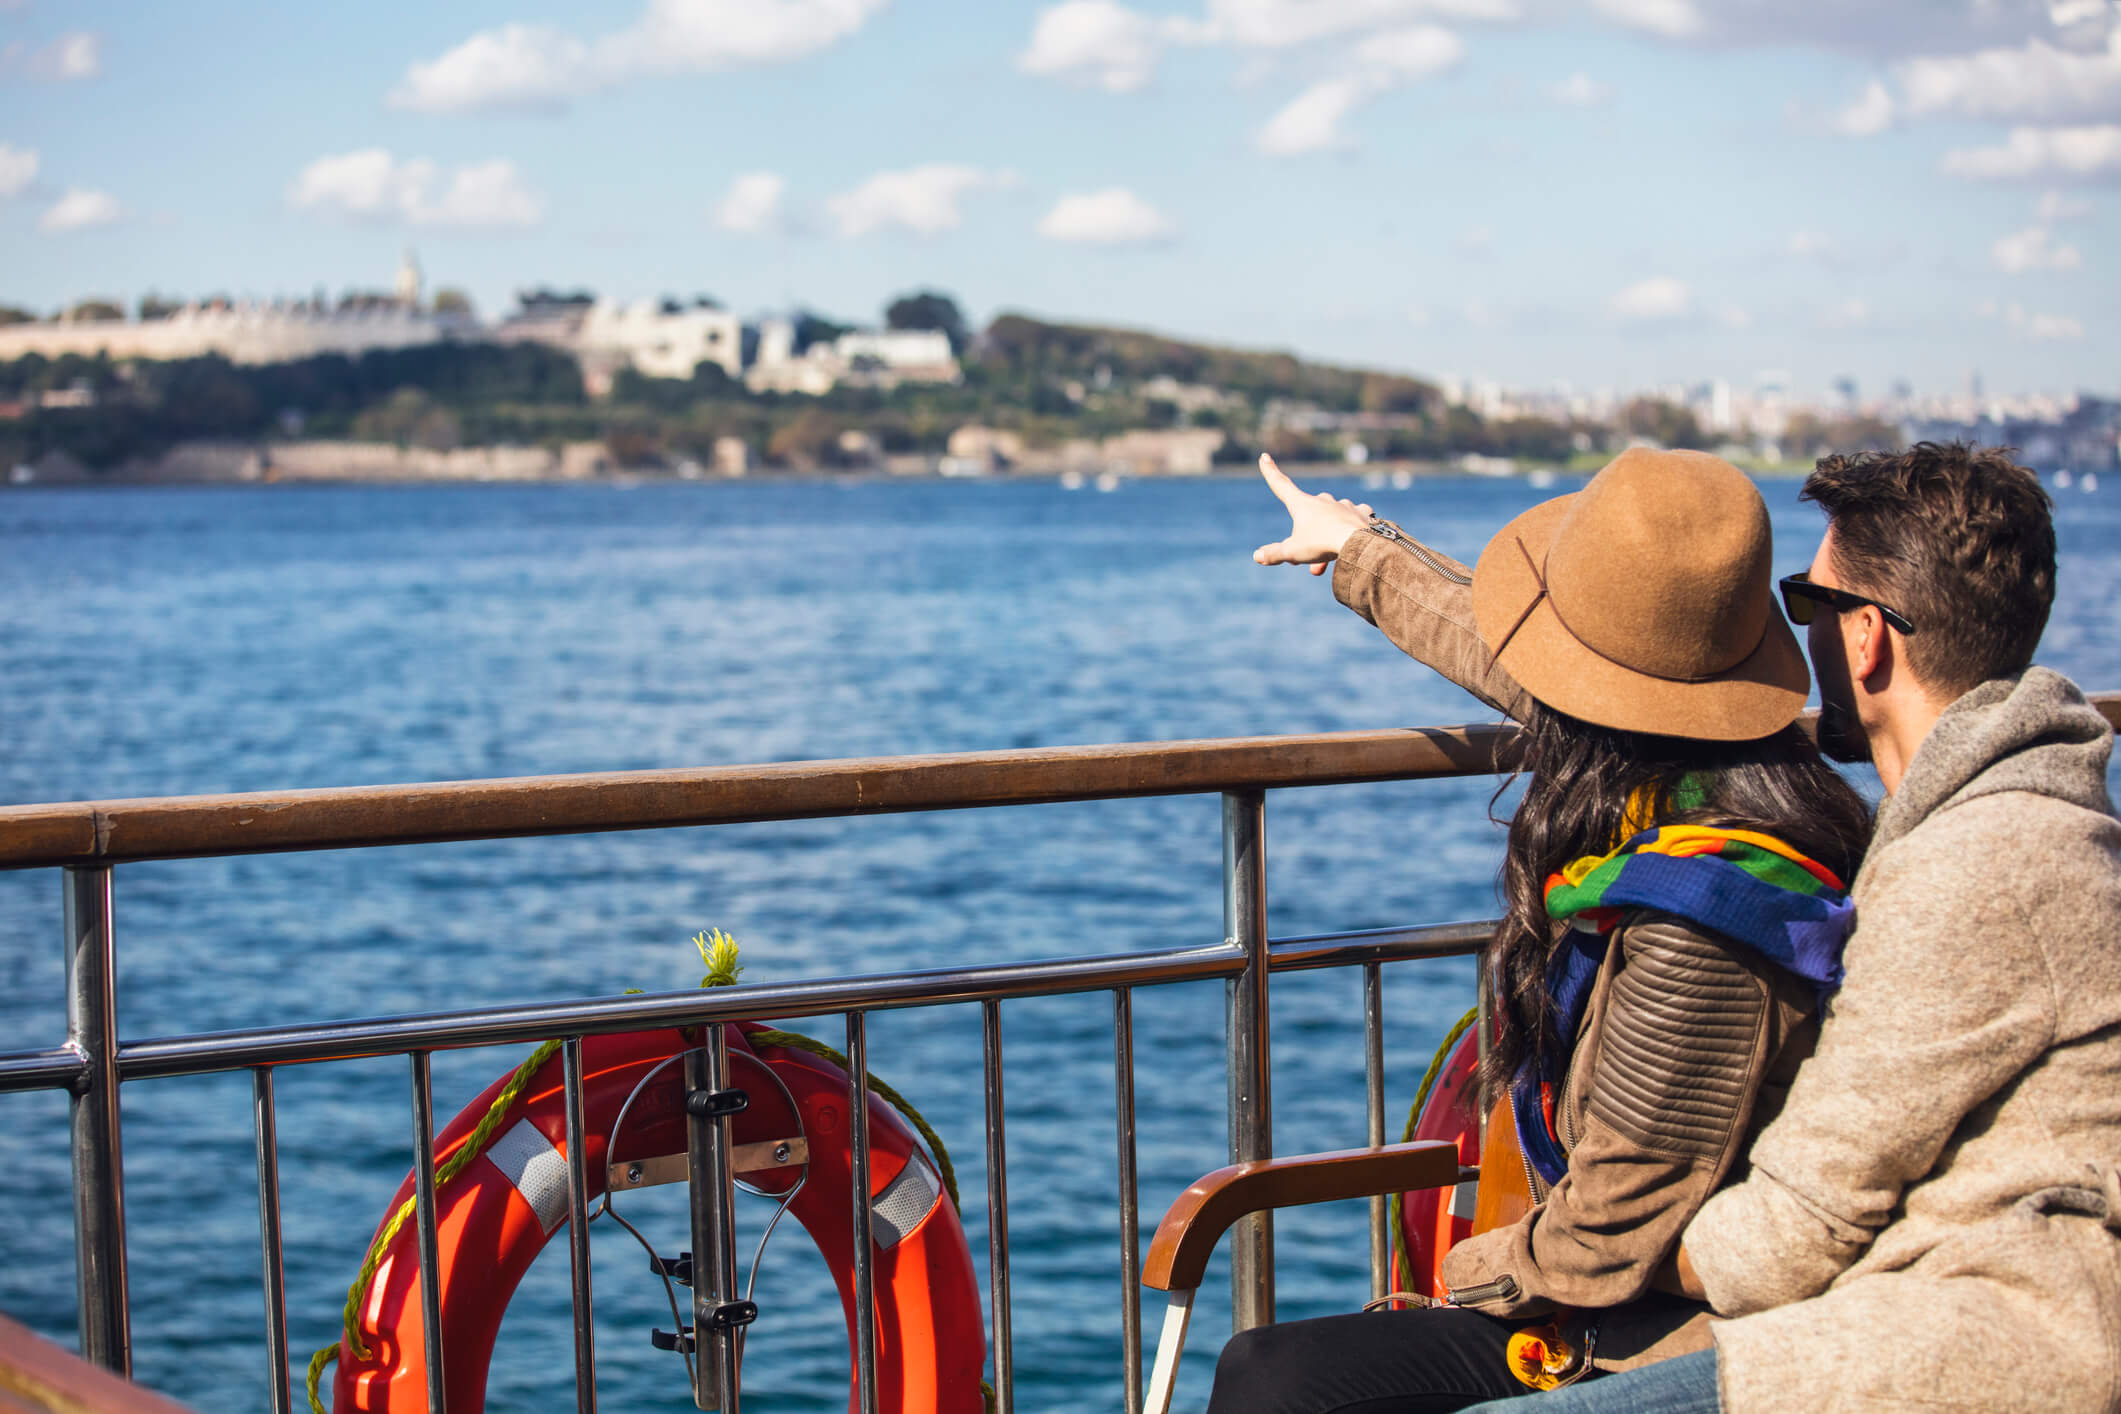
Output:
top-left (1, 1), bottom-right (2113, 402)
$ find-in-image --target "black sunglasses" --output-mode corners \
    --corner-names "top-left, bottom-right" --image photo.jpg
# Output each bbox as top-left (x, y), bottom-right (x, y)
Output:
top-left (1779, 573), bottom-right (1916, 635)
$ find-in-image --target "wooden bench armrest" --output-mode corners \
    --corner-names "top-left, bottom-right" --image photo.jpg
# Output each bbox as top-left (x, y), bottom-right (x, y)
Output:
top-left (0, 1312), bottom-right (202, 1413)
top-left (1143, 1140), bottom-right (1469, 1292)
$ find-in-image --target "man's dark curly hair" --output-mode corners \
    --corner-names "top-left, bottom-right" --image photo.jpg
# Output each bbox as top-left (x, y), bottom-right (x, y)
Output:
top-left (1802, 442), bottom-right (2056, 698)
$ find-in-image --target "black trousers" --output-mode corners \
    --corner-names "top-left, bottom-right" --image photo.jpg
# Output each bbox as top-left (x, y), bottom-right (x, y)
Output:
top-left (1203, 1305), bottom-right (1536, 1414)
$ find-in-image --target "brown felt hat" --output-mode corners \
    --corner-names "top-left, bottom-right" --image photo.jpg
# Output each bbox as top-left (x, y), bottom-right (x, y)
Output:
top-left (1470, 447), bottom-right (1809, 740)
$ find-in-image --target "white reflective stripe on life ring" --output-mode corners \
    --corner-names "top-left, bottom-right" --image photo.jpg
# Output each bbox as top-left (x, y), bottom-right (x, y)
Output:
top-left (485, 1118), bottom-right (571, 1234)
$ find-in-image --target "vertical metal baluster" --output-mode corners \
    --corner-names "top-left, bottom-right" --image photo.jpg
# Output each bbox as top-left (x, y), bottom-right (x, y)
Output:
top-left (1364, 963), bottom-right (1388, 1303)
top-left (982, 999), bottom-right (1014, 1414)
top-left (1221, 789), bottom-right (1274, 1332)
top-left (253, 1068), bottom-right (292, 1414)
top-left (64, 865), bottom-right (129, 1373)
top-left (685, 1027), bottom-right (741, 1413)
top-left (845, 1013), bottom-right (879, 1414)
top-left (410, 1052), bottom-right (448, 1412)
top-left (1113, 988), bottom-right (1144, 1414)
top-left (1476, 946), bottom-right (1492, 1143)
top-left (562, 1038), bottom-right (598, 1413)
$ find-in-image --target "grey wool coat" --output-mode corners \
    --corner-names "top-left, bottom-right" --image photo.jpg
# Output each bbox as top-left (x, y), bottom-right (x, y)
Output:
top-left (1687, 668), bottom-right (2121, 1412)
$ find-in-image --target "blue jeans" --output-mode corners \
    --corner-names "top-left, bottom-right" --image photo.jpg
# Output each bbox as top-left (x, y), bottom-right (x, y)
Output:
top-left (1462, 1348), bottom-right (1720, 1413)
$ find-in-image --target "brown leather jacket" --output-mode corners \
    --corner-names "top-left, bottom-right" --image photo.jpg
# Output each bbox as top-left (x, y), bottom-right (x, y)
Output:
top-left (1333, 520), bottom-right (1823, 1370)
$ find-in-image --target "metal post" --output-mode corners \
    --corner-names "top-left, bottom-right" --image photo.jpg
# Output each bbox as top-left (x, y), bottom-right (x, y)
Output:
top-left (1476, 948), bottom-right (1493, 1143)
top-left (845, 1013), bottom-right (880, 1414)
top-left (253, 1068), bottom-right (292, 1414)
top-left (1221, 789), bottom-right (1274, 1332)
top-left (685, 1027), bottom-right (741, 1413)
top-left (1113, 988), bottom-right (1144, 1414)
top-left (1364, 963), bottom-right (1389, 1303)
top-left (562, 1038), bottom-right (598, 1414)
top-left (981, 1000), bottom-right (1014, 1414)
top-left (64, 865), bottom-right (129, 1373)
top-left (409, 1052), bottom-right (447, 1412)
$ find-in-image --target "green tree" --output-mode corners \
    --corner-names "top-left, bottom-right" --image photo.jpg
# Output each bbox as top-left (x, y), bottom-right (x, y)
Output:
top-left (138, 293), bottom-right (182, 320)
top-left (1620, 398), bottom-right (1708, 450)
top-left (0, 306), bottom-right (36, 326)
top-left (431, 288), bottom-right (475, 317)
top-left (68, 298), bottom-right (124, 322)
top-left (885, 290), bottom-right (969, 354)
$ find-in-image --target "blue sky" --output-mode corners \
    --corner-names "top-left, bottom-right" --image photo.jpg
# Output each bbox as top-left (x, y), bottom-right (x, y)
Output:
top-left (1, 0), bottom-right (2115, 399)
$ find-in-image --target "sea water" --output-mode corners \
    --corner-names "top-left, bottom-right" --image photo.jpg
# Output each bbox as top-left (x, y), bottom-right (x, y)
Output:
top-left (3, 473), bottom-right (2119, 1412)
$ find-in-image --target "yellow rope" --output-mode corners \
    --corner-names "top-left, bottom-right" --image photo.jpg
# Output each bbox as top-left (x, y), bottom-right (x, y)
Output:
top-left (1388, 1007), bottom-right (1479, 1291)
top-left (746, 1027), bottom-right (961, 1212)
top-left (299, 932), bottom-right (960, 1413)
top-left (303, 1037), bottom-right (564, 1413)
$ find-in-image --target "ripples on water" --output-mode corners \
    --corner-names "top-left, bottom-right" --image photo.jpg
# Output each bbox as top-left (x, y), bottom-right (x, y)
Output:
top-left (3, 474), bottom-right (2118, 1411)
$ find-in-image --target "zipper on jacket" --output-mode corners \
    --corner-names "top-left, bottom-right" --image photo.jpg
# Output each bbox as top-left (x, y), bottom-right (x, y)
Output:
top-left (1447, 1274), bottom-right (1519, 1305)
top-left (1365, 521), bottom-right (1472, 584)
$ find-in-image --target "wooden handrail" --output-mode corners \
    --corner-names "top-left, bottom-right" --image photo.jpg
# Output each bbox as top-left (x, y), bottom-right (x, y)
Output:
top-left (1143, 1141), bottom-right (1467, 1293)
top-left (0, 724), bottom-right (1515, 869)
top-left (2, 694), bottom-right (2114, 871)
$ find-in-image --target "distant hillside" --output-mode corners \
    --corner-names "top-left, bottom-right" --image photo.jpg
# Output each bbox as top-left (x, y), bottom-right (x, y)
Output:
top-left (978, 313), bottom-right (1439, 415)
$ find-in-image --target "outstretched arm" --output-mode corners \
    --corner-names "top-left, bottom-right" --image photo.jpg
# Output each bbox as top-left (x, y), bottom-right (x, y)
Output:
top-left (1253, 454), bottom-right (1526, 719)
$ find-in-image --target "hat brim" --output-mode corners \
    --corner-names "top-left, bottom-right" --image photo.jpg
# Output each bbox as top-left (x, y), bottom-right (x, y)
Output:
top-left (1470, 493), bottom-right (1810, 741)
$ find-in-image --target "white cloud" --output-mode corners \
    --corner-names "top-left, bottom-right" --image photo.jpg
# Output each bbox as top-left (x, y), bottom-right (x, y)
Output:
top-left (1253, 23), bottom-right (1462, 155)
top-left (0, 143), bottom-right (37, 198)
top-left (1943, 123), bottom-right (2121, 179)
top-left (826, 164), bottom-right (998, 237)
top-left (1985, 299), bottom-right (2085, 338)
top-left (1993, 223), bottom-right (2084, 269)
top-left (1258, 75), bottom-right (1377, 153)
top-left (1717, 304), bottom-right (1753, 330)
top-left (42, 31), bottom-right (101, 79)
top-left (287, 150), bottom-right (543, 228)
top-left (427, 159), bottom-right (543, 227)
top-left (1610, 275), bottom-right (1691, 321)
top-left (39, 188), bottom-right (119, 233)
top-left (1833, 79), bottom-right (1895, 136)
top-left (1182, 0), bottom-right (1469, 48)
top-left (9, 30), bottom-right (103, 80)
top-left (1455, 224), bottom-right (1492, 254)
top-left (1895, 31), bottom-right (2121, 124)
top-left (1549, 71), bottom-right (1612, 105)
top-left (1589, 0), bottom-right (1701, 39)
top-left (1019, 1), bottom-right (1167, 91)
top-left (715, 172), bottom-right (786, 234)
top-left (1038, 187), bottom-right (1176, 242)
top-left (391, 0), bottom-right (886, 113)
top-left (1353, 24), bottom-right (1465, 75)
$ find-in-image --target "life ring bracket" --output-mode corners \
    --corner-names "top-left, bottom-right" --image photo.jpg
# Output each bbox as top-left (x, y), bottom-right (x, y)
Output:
top-left (608, 1136), bottom-right (811, 1192)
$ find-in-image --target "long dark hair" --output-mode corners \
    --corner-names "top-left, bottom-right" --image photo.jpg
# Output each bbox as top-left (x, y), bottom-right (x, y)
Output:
top-left (1481, 701), bottom-right (1872, 1096)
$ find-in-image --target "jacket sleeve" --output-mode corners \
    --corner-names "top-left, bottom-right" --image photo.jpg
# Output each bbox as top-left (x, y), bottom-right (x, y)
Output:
top-left (1439, 916), bottom-right (1780, 1317)
top-left (1682, 822), bottom-right (2059, 1317)
top-left (1331, 520), bottom-right (1528, 721)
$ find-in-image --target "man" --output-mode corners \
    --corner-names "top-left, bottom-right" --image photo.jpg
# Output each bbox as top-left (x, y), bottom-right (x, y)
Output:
top-left (1258, 441), bottom-right (2121, 1412)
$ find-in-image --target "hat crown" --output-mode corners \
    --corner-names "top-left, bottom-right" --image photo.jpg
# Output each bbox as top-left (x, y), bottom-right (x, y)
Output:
top-left (1542, 449), bottom-right (1772, 681)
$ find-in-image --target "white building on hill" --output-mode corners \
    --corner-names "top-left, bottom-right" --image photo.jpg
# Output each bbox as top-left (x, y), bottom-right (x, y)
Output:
top-left (746, 319), bottom-right (959, 395)
top-left (576, 299), bottom-right (743, 382)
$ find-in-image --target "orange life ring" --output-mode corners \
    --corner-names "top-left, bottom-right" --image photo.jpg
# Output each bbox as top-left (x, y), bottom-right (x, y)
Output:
top-left (1390, 1022), bottom-right (1483, 1301)
top-left (331, 1023), bottom-right (987, 1413)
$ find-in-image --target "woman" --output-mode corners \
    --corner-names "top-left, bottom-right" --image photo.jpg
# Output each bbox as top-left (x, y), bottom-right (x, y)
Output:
top-left (1210, 448), bottom-right (1872, 1411)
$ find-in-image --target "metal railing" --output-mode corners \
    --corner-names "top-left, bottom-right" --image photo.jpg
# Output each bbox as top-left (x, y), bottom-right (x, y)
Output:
top-left (5, 700), bottom-right (2112, 1411)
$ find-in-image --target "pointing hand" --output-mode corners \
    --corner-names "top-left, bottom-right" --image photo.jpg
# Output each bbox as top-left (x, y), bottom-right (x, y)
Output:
top-left (1253, 454), bottom-right (1375, 577)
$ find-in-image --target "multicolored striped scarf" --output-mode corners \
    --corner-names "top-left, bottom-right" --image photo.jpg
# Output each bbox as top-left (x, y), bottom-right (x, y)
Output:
top-left (1512, 823), bottom-right (1854, 1186)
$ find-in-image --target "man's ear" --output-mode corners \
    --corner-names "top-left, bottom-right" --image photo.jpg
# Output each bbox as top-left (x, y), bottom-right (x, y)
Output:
top-left (1849, 605), bottom-right (1889, 685)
